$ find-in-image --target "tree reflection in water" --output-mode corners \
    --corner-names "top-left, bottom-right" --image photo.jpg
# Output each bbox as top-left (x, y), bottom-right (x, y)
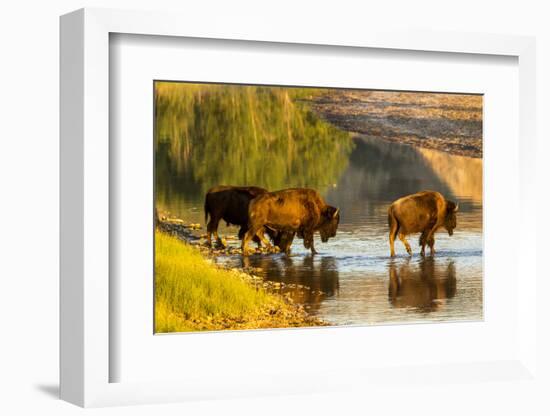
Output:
top-left (155, 82), bottom-right (354, 209)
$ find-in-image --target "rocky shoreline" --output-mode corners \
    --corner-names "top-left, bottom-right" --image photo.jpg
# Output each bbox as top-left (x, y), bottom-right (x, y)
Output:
top-left (306, 90), bottom-right (483, 158)
top-left (156, 216), bottom-right (328, 329)
top-left (157, 216), bottom-right (279, 256)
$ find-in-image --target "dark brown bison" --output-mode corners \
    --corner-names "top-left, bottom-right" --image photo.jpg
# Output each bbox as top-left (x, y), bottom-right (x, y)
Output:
top-left (242, 188), bottom-right (340, 255)
top-left (388, 190), bottom-right (458, 257)
top-left (204, 185), bottom-right (294, 252)
top-left (204, 185), bottom-right (267, 247)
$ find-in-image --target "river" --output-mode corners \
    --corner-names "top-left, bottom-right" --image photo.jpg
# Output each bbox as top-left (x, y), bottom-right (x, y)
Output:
top-left (157, 133), bottom-right (483, 326)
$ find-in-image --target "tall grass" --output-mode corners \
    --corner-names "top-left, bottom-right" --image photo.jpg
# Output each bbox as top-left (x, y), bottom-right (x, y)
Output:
top-left (155, 231), bottom-right (287, 332)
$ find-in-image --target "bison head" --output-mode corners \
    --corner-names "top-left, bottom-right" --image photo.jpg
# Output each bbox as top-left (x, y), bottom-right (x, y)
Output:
top-left (444, 201), bottom-right (458, 236)
top-left (318, 206), bottom-right (340, 242)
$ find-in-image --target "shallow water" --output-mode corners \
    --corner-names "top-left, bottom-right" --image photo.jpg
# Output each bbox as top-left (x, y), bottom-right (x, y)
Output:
top-left (159, 135), bottom-right (483, 326)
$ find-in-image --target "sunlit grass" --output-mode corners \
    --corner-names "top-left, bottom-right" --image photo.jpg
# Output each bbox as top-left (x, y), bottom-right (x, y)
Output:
top-left (155, 231), bottom-right (309, 332)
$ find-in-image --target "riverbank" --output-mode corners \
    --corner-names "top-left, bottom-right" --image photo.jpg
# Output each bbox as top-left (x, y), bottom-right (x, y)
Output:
top-left (157, 215), bottom-right (278, 256)
top-left (306, 90), bottom-right (482, 158)
top-left (155, 228), bottom-right (327, 332)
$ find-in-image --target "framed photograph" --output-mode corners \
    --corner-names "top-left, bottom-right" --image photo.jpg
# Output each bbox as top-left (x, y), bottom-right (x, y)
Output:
top-left (153, 80), bottom-right (482, 333)
top-left (60, 8), bottom-right (538, 407)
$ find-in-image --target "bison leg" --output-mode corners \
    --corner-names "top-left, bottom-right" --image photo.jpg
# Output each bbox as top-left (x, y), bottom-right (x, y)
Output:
top-left (303, 231), bottom-right (317, 255)
top-left (241, 229), bottom-right (254, 255)
top-left (389, 221), bottom-right (399, 257)
top-left (423, 224), bottom-right (440, 256)
top-left (253, 235), bottom-right (263, 248)
top-left (419, 230), bottom-right (429, 256)
top-left (206, 216), bottom-right (222, 247)
top-left (255, 228), bottom-right (273, 250)
top-left (279, 232), bottom-right (295, 255)
top-left (388, 206), bottom-right (400, 257)
top-left (428, 236), bottom-right (436, 256)
top-left (242, 225), bottom-right (264, 256)
top-left (398, 233), bottom-right (412, 256)
top-left (213, 230), bottom-right (225, 248)
top-left (239, 225), bottom-right (262, 248)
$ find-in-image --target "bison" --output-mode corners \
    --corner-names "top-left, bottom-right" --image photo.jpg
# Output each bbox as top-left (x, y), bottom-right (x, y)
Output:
top-left (388, 190), bottom-right (458, 257)
top-left (242, 188), bottom-right (340, 255)
top-left (204, 185), bottom-right (293, 252)
top-left (204, 185), bottom-right (267, 247)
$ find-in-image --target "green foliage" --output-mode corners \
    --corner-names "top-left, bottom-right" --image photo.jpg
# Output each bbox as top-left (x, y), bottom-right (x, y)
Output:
top-left (155, 231), bottom-right (278, 332)
top-left (155, 82), bottom-right (354, 207)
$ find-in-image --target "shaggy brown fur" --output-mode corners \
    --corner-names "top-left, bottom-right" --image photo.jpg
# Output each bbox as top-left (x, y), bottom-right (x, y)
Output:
top-left (204, 185), bottom-right (293, 251)
top-left (242, 188), bottom-right (340, 255)
top-left (388, 190), bottom-right (458, 257)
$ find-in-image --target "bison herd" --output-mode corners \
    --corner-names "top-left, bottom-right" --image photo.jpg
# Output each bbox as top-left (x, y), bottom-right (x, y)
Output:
top-left (203, 186), bottom-right (458, 257)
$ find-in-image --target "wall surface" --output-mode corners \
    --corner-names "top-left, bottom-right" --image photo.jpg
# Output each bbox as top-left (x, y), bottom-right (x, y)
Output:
top-left (0, 1), bottom-right (548, 415)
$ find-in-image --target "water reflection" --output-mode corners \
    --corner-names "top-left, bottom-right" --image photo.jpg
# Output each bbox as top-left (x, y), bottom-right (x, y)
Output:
top-left (326, 136), bottom-right (482, 214)
top-left (232, 255), bottom-right (340, 314)
top-left (155, 84), bottom-right (483, 326)
top-left (155, 82), bottom-right (354, 207)
top-left (388, 258), bottom-right (457, 313)
top-left (162, 131), bottom-right (484, 325)
top-left (417, 147), bottom-right (482, 204)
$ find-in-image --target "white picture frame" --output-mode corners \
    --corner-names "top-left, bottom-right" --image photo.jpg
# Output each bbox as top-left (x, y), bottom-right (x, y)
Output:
top-left (60, 8), bottom-right (537, 407)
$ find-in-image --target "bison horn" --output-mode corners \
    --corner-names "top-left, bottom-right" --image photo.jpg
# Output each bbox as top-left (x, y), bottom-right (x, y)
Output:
top-left (454, 202), bottom-right (459, 212)
top-left (333, 208), bottom-right (340, 218)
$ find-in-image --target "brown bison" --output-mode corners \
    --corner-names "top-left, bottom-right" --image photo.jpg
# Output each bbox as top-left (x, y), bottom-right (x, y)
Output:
top-left (204, 185), bottom-right (293, 251)
top-left (204, 185), bottom-right (267, 247)
top-left (242, 188), bottom-right (340, 255)
top-left (388, 190), bottom-right (458, 257)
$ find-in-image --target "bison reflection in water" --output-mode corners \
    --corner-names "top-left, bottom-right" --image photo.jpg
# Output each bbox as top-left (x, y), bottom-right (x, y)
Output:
top-left (242, 255), bottom-right (339, 314)
top-left (388, 258), bottom-right (457, 313)
top-left (243, 188), bottom-right (340, 255)
top-left (388, 190), bottom-right (458, 257)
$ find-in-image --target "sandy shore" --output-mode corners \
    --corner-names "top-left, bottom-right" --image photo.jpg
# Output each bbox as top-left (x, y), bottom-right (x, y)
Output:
top-left (306, 90), bottom-right (482, 158)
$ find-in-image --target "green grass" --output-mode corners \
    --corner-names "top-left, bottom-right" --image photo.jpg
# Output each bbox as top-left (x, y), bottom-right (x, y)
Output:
top-left (155, 231), bottom-right (295, 332)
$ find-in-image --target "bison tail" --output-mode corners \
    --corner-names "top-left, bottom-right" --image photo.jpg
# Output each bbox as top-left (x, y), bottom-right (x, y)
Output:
top-left (388, 205), bottom-right (399, 239)
top-left (204, 198), bottom-right (209, 225)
